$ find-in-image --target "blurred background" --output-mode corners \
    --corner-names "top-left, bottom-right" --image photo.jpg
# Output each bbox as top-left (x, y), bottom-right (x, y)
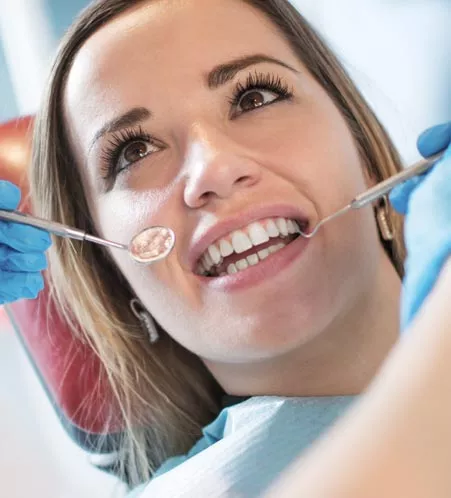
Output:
top-left (0, 0), bottom-right (450, 496)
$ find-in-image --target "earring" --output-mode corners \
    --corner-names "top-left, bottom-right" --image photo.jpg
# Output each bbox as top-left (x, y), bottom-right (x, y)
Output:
top-left (130, 298), bottom-right (160, 344)
top-left (376, 196), bottom-right (394, 241)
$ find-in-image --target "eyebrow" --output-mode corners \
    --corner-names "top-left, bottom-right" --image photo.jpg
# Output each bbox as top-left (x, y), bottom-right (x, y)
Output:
top-left (206, 53), bottom-right (299, 89)
top-left (89, 107), bottom-right (151, 152)
top-left (89, 54), bottom-right (298, 150)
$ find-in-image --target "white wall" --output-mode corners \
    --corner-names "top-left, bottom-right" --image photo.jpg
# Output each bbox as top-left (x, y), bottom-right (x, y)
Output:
top-left (292, 0), bottom-right (451, 163)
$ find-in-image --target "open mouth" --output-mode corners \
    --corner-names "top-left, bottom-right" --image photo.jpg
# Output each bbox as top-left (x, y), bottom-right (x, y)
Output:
top-left (195, 217), bottom-right (308, 278)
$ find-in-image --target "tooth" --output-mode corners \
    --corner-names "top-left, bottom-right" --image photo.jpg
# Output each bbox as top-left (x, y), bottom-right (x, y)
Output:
top-left (266, 220), bottom-right (279, 238)
top-left (227, 263), bottom-right (238, 274)
top-left (258, 248), bottom-right (270, 260)
top-left (276, 243), bottom-right (285, 250)
top-left (293, 221), bottom-right (302, 233)
top-left (201, 260), bottom-right (209, 273)
top-left (231, 231), bottom-right (253, 254)
top-left (276, 218), bottom-right (289, 237)
top-left (205, 250), bottom-right (214, 266)
top-left (219, 239), bottom-right (234, 258)
top-left (287, 220), bottom-right (296, 234)
top-left (208, 245), bottom-right (222, 265)
top-left (236, 259), bottom-right (249, 271)
top-left (203, 252), bottom-right (213, 270)
top-left (248, 222), bottom-right (270, 246)
top-left (247, 254), bottom-right (259, 266)
top-left (268, 245), bottom-right (279, 254)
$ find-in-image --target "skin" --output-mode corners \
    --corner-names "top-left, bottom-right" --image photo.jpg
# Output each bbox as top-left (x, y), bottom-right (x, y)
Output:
top-left (265, 260), bottom-right (451, 497)
top-left (64, 0), bottom-right (401, 397)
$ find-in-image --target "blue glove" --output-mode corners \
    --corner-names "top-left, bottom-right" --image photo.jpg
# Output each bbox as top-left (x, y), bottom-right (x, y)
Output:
top-left (389, 122), bottom-right (451, 330)
top-left (0, 180), bottom-right (51, 304)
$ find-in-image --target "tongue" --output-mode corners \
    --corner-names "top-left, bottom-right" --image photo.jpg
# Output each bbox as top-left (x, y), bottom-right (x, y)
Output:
top-left (214, 235), bottom-right (295, 275)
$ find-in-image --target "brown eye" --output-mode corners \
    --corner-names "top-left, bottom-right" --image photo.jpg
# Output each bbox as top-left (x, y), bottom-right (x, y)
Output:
top-left (237, 89), bottom-right (279, 113)
top-left (116, 139), bottom-right (159, 173)
top-left (124, 141), bottom-right (149, 162)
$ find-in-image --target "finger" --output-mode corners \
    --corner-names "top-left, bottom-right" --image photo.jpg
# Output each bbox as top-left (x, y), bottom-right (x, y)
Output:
top-left (0, 180), bottom-right (21, 210)
top-left (0, 220), bottom-right (52, 252)
top-left (0, 245), bottom-right (48, 272)
top-left (389, 175), bottom-right (426, 215)
top-left (0, 269), bottom-right (45, 303)
top-left (417, 122), bottom-right (451, 158)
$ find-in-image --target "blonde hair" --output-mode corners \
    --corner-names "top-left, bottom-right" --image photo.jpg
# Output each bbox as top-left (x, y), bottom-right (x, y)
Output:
top-left (30, 0), bottom-right (405, 488)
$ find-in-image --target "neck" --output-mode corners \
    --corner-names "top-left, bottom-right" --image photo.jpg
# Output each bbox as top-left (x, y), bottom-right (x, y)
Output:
top-left (211, 251), bottom-right (402, 398)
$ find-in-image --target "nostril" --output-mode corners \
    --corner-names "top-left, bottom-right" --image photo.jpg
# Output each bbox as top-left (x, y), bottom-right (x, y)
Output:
top-left (235, 175), bottom-right (254, 186)
top-left (199, 190), bottom-right (214, 203)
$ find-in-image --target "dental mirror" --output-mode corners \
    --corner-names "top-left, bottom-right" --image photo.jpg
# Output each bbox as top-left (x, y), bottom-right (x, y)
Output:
top-left (0, 209), bottom-right (176, 265)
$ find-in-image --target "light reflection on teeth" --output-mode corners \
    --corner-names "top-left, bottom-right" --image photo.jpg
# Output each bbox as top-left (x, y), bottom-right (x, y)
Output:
top-left (199, 216), bottom-right (303, 276)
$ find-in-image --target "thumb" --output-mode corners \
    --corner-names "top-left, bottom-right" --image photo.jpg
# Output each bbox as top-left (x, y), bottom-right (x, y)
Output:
top-left (417, 122), bottom-right (451, 158)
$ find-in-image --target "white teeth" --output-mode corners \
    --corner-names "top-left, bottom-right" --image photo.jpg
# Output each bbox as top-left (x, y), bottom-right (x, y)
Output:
top-left (198, 216), bottom-right (303, 276)
top-left (266, 219), bottom-right (279, 238)
top-left (247, 254), bottom-right (259, 266)
top-left (203, 241), bottom-right (289, 277)
top-left (248, 222), bottom-right (270, 246)
top-left (204, 250), bottom-right (214, 267)
top-left (208, 245), bottom-right (222, 265)
top-left (231, 231), bottom-right (253, 254)
top-left (219, 239), bottom-right (234, 258)
top-left (287, 219), bottom-right (296, 234)
top-left (268, 243), bottom-right (284, 254)
top-left (227, 263), bottom-right (238, 275)
top-left (236, 259), bottom-right (249, 271)
top-left (276, 218), bottom-right (289, 237)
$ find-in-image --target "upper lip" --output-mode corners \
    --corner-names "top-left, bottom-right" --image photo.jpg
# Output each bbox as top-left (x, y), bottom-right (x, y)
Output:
top-left (187, 204), bottom-right (310, 271)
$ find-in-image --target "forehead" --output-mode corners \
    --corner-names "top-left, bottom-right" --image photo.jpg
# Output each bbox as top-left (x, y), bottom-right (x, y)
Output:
top-left (64, 0), bottom-right (297, 134)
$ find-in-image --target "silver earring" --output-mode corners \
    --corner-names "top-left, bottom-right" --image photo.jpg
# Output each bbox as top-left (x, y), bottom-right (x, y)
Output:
top-left (130, 298), bottom-right (160, 344)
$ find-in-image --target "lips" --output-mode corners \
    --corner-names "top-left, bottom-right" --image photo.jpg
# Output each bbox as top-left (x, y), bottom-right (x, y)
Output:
top-left (187, 205), bottom-right (310, 275)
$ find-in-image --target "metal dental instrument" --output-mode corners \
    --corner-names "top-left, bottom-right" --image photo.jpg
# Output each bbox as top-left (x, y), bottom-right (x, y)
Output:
top-left (299, 150), bottom-right (446, 239)
top-left (0, 209), bottom-right (175, 264)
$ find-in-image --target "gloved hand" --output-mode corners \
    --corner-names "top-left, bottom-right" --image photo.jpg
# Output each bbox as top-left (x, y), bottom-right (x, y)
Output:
top-left (389, 122), bottom-right (451, 330)
top-left (0, 180), bottom-right (51, 304)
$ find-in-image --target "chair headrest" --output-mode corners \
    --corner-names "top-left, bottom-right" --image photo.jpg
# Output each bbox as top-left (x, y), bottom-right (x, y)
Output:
top-left (1, 116), bottom-right (124, 450)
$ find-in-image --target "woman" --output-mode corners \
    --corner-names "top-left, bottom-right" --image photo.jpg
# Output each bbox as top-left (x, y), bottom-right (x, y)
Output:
top-left (1, 0), bottom-right (450, 495)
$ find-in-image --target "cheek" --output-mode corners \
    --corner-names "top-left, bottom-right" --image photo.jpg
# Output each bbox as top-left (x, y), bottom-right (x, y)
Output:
top-left (94, 189), bottom-right (168, 243)
top-left (91, 189), bottom-right (176, 289)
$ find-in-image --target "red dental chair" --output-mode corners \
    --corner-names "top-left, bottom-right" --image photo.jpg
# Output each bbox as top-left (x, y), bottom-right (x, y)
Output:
top-left (0, 116), bottom-right (128, 482)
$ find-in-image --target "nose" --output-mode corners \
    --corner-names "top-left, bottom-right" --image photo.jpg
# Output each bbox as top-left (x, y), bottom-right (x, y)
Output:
top-left (182, 129), bottom-right (261, 209)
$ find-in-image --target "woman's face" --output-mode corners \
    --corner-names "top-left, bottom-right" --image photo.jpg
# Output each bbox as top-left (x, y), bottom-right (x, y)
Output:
top-left (64, 0), bottom-right (384, 367)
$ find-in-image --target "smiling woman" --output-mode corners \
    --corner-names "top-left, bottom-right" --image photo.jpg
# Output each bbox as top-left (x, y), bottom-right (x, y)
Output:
top-left (27, 0), bottom-right (409, 494)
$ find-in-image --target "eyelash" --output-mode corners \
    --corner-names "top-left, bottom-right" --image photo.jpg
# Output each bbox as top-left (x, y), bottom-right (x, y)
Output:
top-left (228, 71), bottom-right (293, 110)
top-left (100, 71), bottom-right (293, 182)
top-left (100, 126), bottom-right (152, 181)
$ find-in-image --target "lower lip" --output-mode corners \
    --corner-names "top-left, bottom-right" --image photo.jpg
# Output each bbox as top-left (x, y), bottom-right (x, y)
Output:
top-left (196, 235), bottom-right (310, 292)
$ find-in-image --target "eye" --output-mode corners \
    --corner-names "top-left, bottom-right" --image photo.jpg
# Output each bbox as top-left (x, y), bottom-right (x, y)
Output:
top-left (237, 89), bottom-right (280, 113)
top-left (116, 139), bottom-right (159, 172)
top-left (229, 72), bottom-right (293, 118)
top-left (100, 126), bottom-right (163, 183)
